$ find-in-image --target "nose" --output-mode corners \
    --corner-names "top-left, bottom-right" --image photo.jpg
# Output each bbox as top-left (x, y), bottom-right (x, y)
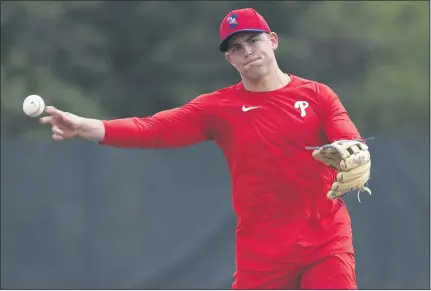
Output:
top-left (244, 45), bottom-right (253, 57)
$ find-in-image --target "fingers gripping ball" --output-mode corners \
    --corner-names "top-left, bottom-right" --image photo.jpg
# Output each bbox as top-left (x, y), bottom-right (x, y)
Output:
top-left (23, 95), bottom-right (45, 117)
top-left (312, 140), bottom-right (372, 202)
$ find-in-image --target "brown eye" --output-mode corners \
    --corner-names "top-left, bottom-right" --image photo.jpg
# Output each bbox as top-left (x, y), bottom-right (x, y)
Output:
top-left (230, 45), bottom-right (240, 53)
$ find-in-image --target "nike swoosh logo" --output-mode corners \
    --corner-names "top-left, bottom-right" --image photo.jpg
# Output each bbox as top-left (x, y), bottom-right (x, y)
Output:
top-left (242, 105), bottom-right (260, 112)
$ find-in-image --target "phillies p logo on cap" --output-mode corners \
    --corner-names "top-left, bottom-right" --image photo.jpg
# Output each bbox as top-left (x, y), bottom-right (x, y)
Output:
top-left (227, 14), bottom-right (238, 28)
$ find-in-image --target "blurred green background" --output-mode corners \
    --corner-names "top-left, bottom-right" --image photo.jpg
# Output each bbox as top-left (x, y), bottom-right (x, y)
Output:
top-left (2, 1), bottom-right (429, 139)
top-left (1, 1), bottom-right (430, 289)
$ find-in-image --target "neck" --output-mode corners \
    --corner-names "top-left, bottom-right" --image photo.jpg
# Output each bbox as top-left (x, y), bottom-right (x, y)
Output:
top-left (241, 65), bottom-right (290, 92)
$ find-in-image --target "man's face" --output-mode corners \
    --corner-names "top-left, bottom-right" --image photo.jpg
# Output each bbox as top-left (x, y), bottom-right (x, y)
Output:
top-left (225, 32), bottom-right (279, 80)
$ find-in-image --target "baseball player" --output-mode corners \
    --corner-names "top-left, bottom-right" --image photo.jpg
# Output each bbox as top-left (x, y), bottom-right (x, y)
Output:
top-left (40, 8), bottom-right (372, 289)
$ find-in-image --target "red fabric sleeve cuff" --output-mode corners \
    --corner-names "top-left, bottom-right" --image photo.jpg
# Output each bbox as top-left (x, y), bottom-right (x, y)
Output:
top-left (100, 119), bottom-right (138, 146)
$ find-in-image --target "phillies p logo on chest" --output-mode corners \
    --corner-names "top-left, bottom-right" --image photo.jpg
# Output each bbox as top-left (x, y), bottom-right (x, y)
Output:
top-left (294, 101), bottom-right (309, 117)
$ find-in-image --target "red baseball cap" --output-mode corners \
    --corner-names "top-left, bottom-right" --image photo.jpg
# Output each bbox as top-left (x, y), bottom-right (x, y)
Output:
top-left (219, 8), bottom-right (271, 52)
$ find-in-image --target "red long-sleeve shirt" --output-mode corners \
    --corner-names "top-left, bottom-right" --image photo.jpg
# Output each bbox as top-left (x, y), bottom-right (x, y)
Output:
top-left (102, 74), bottom-right (361, 271)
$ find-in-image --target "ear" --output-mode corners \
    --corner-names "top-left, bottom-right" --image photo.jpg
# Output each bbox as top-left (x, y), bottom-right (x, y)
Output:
top-left (269, 32), bottom-right (279, 51)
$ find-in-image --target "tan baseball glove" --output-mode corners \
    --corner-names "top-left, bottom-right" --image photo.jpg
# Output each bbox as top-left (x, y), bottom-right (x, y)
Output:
top-left (311, 139), bottom-right (372, 202)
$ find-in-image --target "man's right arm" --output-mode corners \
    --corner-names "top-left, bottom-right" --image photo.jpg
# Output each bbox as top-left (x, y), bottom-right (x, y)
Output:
top-left (77, 118), bottom-right (105, 142)
top-left (77, 97), bottom-right (213, 149)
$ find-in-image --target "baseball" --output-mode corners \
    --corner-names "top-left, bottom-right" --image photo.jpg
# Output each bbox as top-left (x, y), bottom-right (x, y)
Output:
top-left (23, 95), bottom-right (45, 117)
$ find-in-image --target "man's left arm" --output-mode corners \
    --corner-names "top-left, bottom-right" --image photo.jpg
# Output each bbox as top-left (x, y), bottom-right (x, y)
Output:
top-left (315, 83), bottom-right (372, 200)
top-left (317, 83), bottom-right (362, 142)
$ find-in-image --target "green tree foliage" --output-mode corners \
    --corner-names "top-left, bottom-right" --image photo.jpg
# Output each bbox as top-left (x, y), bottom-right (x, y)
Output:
top-left (284, 1), bottom-right (430, 135)
top-left (1, 1), bottom-right (428, 139)
top-left (1, 1), bottom-right (107, 140)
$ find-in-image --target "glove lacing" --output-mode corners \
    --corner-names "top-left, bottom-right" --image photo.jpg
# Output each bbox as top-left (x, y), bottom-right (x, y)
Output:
top-left (357, 185), bottom-right (372, 203)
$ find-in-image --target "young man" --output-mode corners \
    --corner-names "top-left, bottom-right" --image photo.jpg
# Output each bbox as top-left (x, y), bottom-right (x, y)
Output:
top-left (40, 8), bottom-right (371, 290)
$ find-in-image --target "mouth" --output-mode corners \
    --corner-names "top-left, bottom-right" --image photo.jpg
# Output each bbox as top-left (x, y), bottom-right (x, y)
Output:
top-left (245, 59), bottom-right (260, 66)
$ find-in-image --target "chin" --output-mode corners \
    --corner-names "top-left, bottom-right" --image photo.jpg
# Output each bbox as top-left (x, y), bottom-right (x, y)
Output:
top-left (244, 67), bottom-right (267, 78)
top-left (243, 71), bottom-right (265, 80)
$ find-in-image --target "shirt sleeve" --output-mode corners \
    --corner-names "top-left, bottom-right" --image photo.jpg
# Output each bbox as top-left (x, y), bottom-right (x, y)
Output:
top-left (100, 96), bottom-right (213, 148)
top-left (317, 83), bottom-right (362, 143)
